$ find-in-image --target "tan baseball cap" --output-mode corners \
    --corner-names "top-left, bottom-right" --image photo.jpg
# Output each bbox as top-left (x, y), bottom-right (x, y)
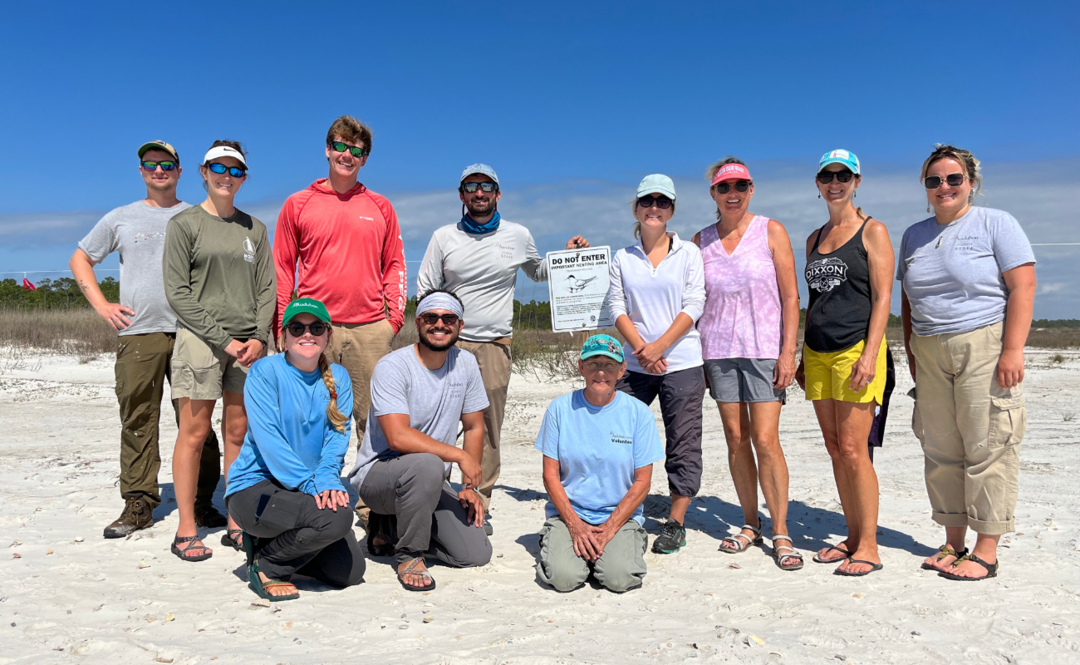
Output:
top-left (137, 140), bottom-right (180, 164)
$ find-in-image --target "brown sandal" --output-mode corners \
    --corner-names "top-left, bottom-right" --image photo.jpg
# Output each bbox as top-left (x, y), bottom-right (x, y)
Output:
top-left (921, 544), bottom-right (968, 571)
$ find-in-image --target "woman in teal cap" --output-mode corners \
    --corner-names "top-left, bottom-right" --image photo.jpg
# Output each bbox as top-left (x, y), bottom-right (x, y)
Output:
top-left (225, 298), bottom-right (365, 601)
top-left (534, 334), bottom-right (664, 593)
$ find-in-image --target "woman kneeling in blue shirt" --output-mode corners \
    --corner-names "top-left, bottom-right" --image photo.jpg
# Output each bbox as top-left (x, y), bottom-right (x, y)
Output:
top-left (535, 335), bottom-right (664, 593)
top-left (226, 298), bottom-right (364, 601)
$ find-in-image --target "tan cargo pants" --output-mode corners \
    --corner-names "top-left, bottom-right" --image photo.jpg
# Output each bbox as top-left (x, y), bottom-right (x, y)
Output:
top-left (327, 319), bottom-right (396, 442)
top-left (910, 322), bottom-right (1025, 535)
top-left (456, 339), bottom-right (512, 512)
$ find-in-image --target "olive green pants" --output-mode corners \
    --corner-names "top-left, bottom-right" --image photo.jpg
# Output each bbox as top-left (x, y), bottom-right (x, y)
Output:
top-left (115, 332), bottom-right (221, 510)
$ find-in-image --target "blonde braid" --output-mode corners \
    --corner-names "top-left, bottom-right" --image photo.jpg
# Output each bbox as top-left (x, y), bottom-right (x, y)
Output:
top-left (318, 354), bottom-right (348, 434)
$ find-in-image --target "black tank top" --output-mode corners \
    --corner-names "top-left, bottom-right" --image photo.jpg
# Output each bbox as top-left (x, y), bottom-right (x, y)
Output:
top-left (804, 216), bottom-right (873, 353)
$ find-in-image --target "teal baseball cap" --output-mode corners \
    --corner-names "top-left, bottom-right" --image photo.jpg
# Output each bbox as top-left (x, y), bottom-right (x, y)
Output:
top-left (818, 149), bottom-right (861, 175)
top-left (580, 334), bottom-right (624, 363)
top-left (282, 297), bottom-right (331, 325)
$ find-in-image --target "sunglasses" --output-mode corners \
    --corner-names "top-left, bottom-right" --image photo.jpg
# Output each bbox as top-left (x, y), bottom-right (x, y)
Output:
top-left (141, 160), bottom-right (177, 171)
top-left (924, 173), bottom-right (967, 189)
top-left (285, 321), bottom-right (329, 337)
top-left (419, 312), bottom-right (460, 326)
top-left (584, 360), bottom-right (620, 372)
top-left (637, 196), bottom-right (673, 209)
top-left (329, 141), bottom-right (366, 157)
top-left (206, 162), bottom-right (247, 178)
top-left (714, 180), bottom-right (752, 193)
top-left (816, 171), bottom-right (855, 184)
top-left (461, 181), bottom-right (498, 194)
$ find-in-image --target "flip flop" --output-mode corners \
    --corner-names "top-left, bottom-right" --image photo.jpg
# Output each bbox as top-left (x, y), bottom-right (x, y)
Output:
top-left (220, 528), bottom-right (244, 551)
top-left (171, 535), bottom-right (212, 562)
top-left (771, 536), bottom-right (804, 571)
top-left (397, 557), bottom-right (436, 592)
top-left (717, 524), bottom-right (762, 554)
top-left (813, 544), bottom-right (851, 564)
top-left (938, 554), bottom-right (998, 581)
top-left (834, 558), bottom-right (883, 577)
top-left (921, 544), bottom-right (968, 571)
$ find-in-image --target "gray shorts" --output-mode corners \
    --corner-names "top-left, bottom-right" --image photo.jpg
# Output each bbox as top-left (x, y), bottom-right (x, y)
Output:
top-left (704, 358), bottom-right (786, 404)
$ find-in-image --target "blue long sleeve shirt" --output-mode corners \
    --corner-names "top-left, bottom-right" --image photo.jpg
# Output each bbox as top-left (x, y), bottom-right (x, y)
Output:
top-left (226, 353), bottom-right (353, 498)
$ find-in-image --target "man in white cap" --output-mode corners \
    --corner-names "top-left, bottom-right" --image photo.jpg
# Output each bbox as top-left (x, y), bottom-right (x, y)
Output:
top-left (416, 164), bottom-right (588, 532)
top-left (69, 140), bottom-right (224, 538)
top-left (349, 289), bottom-right (491, 591)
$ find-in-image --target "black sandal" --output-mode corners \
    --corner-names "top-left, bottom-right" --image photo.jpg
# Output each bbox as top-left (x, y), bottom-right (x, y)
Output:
top-left (938, 554), bottom-right (998, 581)
top-left (220, 528), bottom-right (243, 551)
top-left (171, 535), bottom-right (212, 562)
top-left (921, 544), bottom-right (968, 571)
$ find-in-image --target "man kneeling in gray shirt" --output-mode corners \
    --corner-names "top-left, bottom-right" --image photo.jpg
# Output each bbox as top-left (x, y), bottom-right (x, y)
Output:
top-left (349, 290), bottom-right (491, 591)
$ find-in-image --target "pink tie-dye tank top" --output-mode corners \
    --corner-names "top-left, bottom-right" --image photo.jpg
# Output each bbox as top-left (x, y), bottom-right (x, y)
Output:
top-left (697, 215), bottom-right (783, 360)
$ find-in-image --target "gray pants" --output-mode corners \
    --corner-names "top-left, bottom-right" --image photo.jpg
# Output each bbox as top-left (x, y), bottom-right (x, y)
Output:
top-left (536, 517), bottom-right (648, 593)
top-left (226, 479), bottom-right (366, 586)
top-left (360, 453), bottom-right (492, 567)
top-left (616, 367), bottom-right (706, 497)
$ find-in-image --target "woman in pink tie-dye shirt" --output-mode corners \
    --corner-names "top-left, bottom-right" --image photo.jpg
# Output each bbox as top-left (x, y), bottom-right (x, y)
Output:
top-left (691, 157), bottom-right (802, 571)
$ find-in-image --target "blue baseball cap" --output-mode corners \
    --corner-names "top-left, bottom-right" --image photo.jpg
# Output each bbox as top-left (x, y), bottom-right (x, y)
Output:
top-left (818, 149), bottom-right (860, 175)
top-left (580, 334), bottom-right (624, 363)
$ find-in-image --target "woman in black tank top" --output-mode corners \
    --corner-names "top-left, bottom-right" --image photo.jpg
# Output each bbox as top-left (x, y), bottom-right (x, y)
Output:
top-left (795, 150), bottom-right (895, 577)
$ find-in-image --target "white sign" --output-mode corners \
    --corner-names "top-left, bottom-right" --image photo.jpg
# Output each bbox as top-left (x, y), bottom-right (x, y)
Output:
top-left (546, 246), bottom-right (614, 332)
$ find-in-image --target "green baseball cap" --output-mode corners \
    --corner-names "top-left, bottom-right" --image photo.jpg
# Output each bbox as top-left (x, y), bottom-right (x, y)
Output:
top-left (580, 334), bottom-right (624, 363)
top-left (282, 297), bottom-right (331, 325)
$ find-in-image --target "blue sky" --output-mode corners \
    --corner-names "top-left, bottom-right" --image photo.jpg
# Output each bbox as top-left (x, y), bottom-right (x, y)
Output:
top-left (1, 1), bottom-right (1077, 317)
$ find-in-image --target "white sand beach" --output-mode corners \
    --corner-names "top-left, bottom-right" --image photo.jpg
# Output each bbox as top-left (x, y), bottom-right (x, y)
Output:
top-left (1, 346), bottom-right (1078, 664)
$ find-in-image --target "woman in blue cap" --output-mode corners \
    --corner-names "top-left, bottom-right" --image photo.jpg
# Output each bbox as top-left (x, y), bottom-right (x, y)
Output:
top-left (608, 174), bottom-right (707, 555)
top-left (534, 334), bottom-right (664, 592)
top-left (225, 297), bottom-right (365, 601)
top-left (797, 150), bottom-right (894, 577)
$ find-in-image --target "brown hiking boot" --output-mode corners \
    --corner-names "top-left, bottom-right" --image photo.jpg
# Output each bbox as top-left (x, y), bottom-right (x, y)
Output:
top-left (103, 497), bottom-right (153, 539)
top-left (194, 503), bottom-right (228, 528)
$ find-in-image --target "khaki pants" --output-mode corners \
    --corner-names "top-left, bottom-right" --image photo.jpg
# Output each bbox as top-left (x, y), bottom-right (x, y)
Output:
top-left (115, 332), bottom-right (221, 510)
top-left (327, 319), bottom-right (395, 442)
top-left (456, 339), bottom-right (512, 512)
top-left (536, 517), bottom-right (648, 593)
top-left (910, 322), bottom-right (1025, 535)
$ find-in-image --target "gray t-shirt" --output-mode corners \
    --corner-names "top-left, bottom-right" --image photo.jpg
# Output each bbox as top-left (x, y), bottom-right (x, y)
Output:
top-left (416, 220), bottom-right (549, 342)
top-left (78, 200), bottom-right (192, 336)
top-left (897, 207), bottom-right (1035, 337)
top-left (348, 345), bottom-right (489, 489)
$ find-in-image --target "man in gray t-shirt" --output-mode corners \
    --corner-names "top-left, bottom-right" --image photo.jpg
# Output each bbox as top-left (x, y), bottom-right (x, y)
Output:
top-left (69, 140), bottom-right (224, 539)
top-left (349, 290), bottom-right (491, 591)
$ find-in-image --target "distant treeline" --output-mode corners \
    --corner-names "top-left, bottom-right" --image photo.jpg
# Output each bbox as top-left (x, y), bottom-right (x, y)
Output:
top-left (4, 279), bottom-right (1076, 331)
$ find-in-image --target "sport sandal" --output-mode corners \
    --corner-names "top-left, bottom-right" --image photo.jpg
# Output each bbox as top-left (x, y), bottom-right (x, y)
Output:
top-left (771, 536), bottom-right (804, 571)
top-left (397, 557), bottom-right (436, 592)
top-left (718, 524), bottom-right (762, 554)
top-left (921, 544), bottom-right (969, 571)
top-left (171, 535), bottom-right (212, 562)
top-left (247, 558), bottom-right (299, 602)
top-left (938, 554), bottom-right (998, 581)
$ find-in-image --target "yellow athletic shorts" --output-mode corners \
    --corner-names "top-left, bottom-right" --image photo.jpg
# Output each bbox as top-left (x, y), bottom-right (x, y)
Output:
top-left (803, 338), bottom-right (887, 404)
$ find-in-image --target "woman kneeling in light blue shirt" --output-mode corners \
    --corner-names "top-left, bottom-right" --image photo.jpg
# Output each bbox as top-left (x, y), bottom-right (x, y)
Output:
top-left (226, 298), bottom-right (364, 601)
top-left (535, 335), bottom-right (664, 593)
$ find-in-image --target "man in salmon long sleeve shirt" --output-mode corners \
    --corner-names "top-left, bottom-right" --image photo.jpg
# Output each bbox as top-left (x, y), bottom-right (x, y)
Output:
top-left (274, 116), bottom-right (406, 456)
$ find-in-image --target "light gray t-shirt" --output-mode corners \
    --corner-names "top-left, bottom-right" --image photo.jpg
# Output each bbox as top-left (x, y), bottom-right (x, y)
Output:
top-left (897, 207), bottom-right (1035, 337)
top-left (348, 345), bottom-right (489, 490)
top-left (416, 220), bottom-right (549, 342)
top-left (78, 200), bottom-right (192, 336)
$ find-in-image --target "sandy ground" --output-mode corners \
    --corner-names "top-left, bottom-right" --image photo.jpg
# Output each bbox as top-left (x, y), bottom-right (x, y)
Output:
top-left (1, 344), bottom-right (1078, 665)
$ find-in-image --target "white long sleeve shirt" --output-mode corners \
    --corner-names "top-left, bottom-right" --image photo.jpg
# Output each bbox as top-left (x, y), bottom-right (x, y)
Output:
top-left (607, 232), bottom-right (706, 374)
top-left (416, 220), bottom-right (548, 342)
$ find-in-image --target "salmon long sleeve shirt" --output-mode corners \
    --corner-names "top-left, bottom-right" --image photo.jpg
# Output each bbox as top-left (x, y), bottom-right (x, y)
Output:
top-left (273, 180), bottom-right (407, 340)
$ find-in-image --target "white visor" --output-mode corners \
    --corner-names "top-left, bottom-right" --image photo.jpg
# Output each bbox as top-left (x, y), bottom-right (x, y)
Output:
top-left (202, 145), bottom-right (247, 167)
